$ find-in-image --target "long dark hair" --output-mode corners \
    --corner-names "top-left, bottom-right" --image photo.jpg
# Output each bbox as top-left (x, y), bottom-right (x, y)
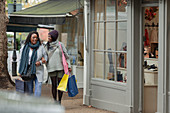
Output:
top-left (25, 31), bottom-right (41, 45)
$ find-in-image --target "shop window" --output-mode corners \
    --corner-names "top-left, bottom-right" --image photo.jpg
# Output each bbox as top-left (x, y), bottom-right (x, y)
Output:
top-left (117, 22), bottom-right (127, 49)
top-left (106, 0), bottom-right (116, 20)
top-left (106, 23), bottom-right (115, 50)
top-left (94, 52), bottom-right (104, 78)
top-left (93, 0), bottom-right (127, 83)
top-left (95, 0), bottom-right (104, 21)
top-left (105, 52), bottom-right (115, 80)
top-left (94, 23), bottom-right (104, 50)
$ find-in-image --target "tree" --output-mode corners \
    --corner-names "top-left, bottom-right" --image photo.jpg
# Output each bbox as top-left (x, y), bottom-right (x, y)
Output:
top-left (0, 0), bottom-right (14, 89)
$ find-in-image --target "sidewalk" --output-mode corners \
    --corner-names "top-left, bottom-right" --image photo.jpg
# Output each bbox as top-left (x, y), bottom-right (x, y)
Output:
top-left (41, 84), bottom-right (115, 113)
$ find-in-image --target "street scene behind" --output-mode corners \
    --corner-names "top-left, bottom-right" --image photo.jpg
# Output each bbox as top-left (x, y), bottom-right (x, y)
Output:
top-left (1, 0), bottom-right (163, 113)
top-left (0, 0), bottom-right (115, 113)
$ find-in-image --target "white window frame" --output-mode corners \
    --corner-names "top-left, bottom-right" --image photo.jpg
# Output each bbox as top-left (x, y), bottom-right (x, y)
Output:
top-left (92, 0), bottom-right (128, 82)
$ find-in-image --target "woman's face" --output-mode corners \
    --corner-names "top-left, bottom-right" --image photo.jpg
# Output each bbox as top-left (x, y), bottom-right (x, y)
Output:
top-left (48, 34), bottom-right (52, 43)
top-left (30, 33), bottom-right (38, 45)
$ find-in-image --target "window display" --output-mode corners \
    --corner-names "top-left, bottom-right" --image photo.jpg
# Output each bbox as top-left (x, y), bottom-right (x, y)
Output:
top-left (143, 7), bottom-right (159, 59)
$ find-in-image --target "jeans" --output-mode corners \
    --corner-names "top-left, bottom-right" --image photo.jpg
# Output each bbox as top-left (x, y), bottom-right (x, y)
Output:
top-left (26, 76), bottom-right (42, 97)
top-left (26, 80), bottom-right (33, 95)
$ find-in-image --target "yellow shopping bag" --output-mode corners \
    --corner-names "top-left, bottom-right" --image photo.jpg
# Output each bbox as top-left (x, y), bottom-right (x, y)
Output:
top-left (57, 74), bottom-right (69, 92)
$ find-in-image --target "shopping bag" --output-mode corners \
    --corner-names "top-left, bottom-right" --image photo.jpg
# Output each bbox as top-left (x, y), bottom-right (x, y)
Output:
top-left (43, 64), bottom-right (49, 83)
top-left (15, 79), bottom-right (29, 93)
top-left (67, 75), bottom-right (79, 97)
top-left (57, 74), bottom-right (69, 92)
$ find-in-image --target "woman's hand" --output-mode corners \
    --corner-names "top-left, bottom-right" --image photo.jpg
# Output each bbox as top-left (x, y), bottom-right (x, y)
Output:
top-left (68, 68), bottom-right (72, 72)
top-left (41, 57), bottom-right (46, 63)
top-left (36, 61), bottom-right (41, 66)
top-left (18, 73), bottom-right (22, 77)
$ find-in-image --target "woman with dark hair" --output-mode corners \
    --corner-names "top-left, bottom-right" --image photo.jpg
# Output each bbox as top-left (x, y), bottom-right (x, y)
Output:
top-left (18, 31), bottom-right (47, 97)
top-left (46, 30), bottom-right (71, 104)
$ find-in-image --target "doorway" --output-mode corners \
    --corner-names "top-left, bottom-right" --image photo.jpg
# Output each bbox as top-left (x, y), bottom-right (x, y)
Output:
top-left (142, 5), bottom-right (159, 113)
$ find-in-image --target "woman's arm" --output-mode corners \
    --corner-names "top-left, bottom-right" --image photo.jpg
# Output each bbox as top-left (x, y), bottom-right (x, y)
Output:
top-left (42, 45), bottom-right (48, 63)
top-left (36, 45), bottom-right (48, 66)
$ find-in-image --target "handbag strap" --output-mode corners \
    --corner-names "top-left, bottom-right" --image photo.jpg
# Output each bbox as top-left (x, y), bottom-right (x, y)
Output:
top-left (59, 42), bottom-right (69, 74)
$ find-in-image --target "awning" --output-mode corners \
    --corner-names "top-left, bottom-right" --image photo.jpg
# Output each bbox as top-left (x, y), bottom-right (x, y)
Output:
top-left (7, 24), bottom-right (55, 32)
top-left (7, 24), bottom-right (37, 32)
top-left (9, 0), bottom-right (84, 25)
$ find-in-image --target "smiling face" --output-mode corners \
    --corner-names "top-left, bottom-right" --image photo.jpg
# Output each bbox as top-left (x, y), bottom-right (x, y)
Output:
top-left (48, 34), bottom-right (53, 43)
top-left (30, 33), bottom-right (38, 45)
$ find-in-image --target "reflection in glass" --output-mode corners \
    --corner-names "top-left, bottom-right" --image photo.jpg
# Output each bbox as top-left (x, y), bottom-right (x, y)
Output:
top-left (106, 23), bottom-right (115, 50)
top-left (94, 52), bottom-right (104, 79)
top-left (95, 0), bottom-right (104, 21)
top-left (117, 22), bottom-right (127, 51)
top-left (94, 23), bottom-right (104, 50)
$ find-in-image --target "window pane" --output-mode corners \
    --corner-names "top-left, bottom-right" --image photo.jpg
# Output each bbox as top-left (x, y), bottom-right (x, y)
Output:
top-left (105, 52), bottom-right (115, 80)
top-left (94, 52), bottom-right (104, 79)
top-left (106, 0), bottom-right (116, 21)
top-left (93, 0), bottom-right (128, 83)
top-left (95, 0), bottom-right (104, 21)
top-left (94, 23), bottom-right (104, 49)
top-left (106, 22), bottom-right (115, 50)
top-left (117, 52), bottom-right (127, 83)
top-left (117, 22), bottom-right (127, 51)
top-left (118, 0), bottom-right (128, 19)
top-left (117, 52), bottom-right (127, 68)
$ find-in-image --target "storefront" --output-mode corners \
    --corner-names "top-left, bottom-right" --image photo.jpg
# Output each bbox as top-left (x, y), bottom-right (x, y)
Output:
top-left (83, 0), bottom-right (170, 113)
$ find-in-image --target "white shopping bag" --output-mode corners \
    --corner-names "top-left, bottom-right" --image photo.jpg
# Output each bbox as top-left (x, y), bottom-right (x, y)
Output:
top-left (43, 64), bottom-right (48, 83)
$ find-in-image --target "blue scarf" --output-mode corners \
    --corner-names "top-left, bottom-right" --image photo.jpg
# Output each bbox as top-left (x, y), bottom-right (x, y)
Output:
top-left (19, 42), bottom-right (40, 75)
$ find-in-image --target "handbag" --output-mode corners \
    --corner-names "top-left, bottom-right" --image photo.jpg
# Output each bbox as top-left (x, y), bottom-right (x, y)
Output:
top-left (58, 42), bottom-right (69, 74)
top-left (67, 75), bottom-right (79, 97)
top-left (21, 66), bottom-right (35, 81)
top-left (57, 42), bottom-right (69, 92)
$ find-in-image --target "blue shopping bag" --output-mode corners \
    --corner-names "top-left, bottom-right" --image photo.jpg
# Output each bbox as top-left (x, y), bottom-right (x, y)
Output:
top-left (67, 75), bottom-right (79, 97)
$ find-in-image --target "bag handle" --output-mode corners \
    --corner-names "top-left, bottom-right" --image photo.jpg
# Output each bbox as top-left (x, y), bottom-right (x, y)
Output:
top-left (59, 42), bottom-right (69, 74)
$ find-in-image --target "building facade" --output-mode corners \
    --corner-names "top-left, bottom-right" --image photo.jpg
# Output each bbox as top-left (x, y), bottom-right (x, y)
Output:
top-left (83, 0), bottom-right (170, 113)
